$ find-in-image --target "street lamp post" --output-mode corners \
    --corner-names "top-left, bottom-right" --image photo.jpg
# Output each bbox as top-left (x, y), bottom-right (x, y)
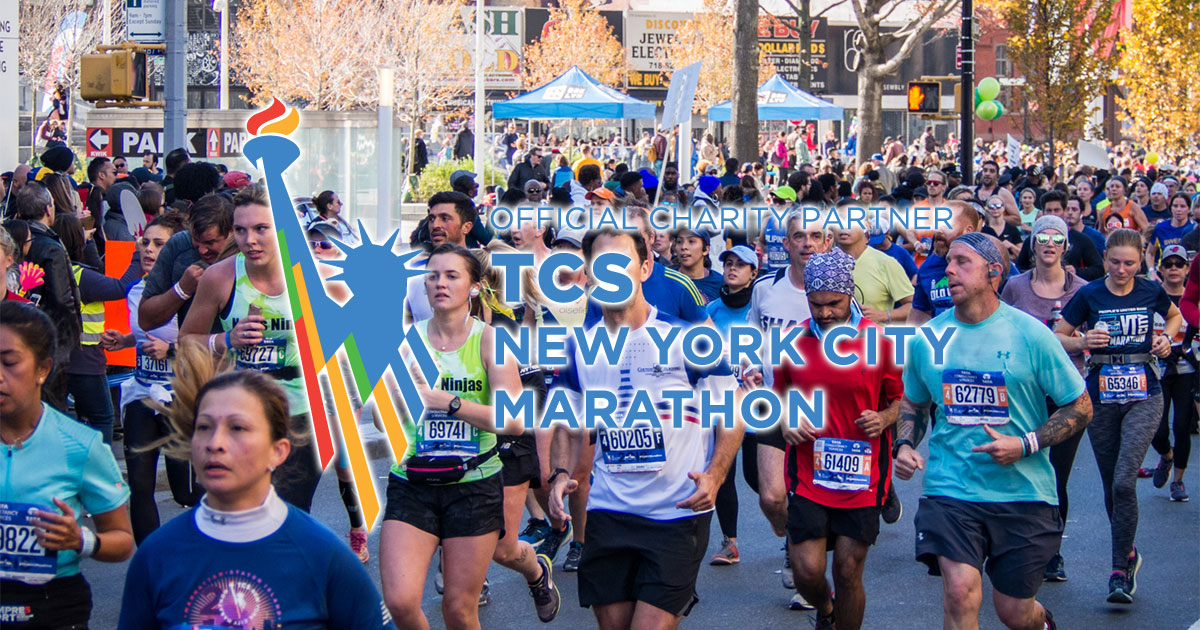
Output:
top-left (378, 66), bottom-right (394, 238)
top-left (212, 0), bottom-right (228, 110)
top-left (472, 0), bottom-right (486, 201)
top-left (960, 0), bottom-right (974, 185)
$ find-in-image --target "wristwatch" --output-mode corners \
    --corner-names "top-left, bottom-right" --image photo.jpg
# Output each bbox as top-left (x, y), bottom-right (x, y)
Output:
top-left (447, 396), bottom-right (462, 416)
top-left (891, 438), bottom-right (915, 459)
top-left (546, 467), bottom-right (571, 485)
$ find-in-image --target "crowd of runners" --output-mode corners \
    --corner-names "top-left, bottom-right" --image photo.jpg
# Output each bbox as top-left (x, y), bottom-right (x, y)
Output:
top-left (0, 135), bottom-right (1197, 630)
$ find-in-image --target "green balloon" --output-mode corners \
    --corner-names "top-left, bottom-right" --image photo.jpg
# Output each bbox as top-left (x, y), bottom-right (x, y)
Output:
top-left (978, 77), bottom-right (1001, 101)
top-left (974, 88), bottom-right (982, 109)
top-left (976, 100), bottom-right (999, 120)
top-left (991, 100), bottom-right (1006, 120)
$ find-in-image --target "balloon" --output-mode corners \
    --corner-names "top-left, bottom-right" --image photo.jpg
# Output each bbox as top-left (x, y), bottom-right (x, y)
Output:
top-left (978, 77), bottom-right (1001, 101)
top-left (975, 100), bottom-right (999, 120)
top-left (991, 100), bottom-right (1006, 120)
top-left (974, 88), bottom-right (982, 109)
top-left (1145, 151), bottom-right (1160, 165)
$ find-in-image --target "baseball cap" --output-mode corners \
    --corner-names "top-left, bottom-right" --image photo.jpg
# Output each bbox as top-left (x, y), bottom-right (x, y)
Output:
top-left (719, 245), bottom-right (758, 268)
top-left (1160, 244), bottom-right (1188, 263)
top-left (771, 186), bottom-right (797, 202)
top-left (672, 226), bottom-right (712, 243)
top-left (553, 226), bottom-right (586, 248)
top-left (1150, 182), bottom-right (1169, 196)
top-left (913, 186), bottom-right (929, 199)
top-left (868, 223), bottom-right (889, 247)
top-left (586, 187), bottom-right (616, 202)
top-left (224, 171), bottom-right (251, 188)
top-left (871, 153), bottom-right (884, 162)
top-left (450, 169), bottom-right (476, 187)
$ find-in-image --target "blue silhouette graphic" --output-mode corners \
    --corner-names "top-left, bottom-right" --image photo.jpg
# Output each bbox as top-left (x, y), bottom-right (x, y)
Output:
top-left (242, 134), bottom-right (439, 424)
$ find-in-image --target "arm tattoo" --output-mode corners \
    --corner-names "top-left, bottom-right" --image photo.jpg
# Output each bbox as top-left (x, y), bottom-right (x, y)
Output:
top-left (1034, 393), bottom-right (1093, 449)
top-left (896, 397), bottom-right (931, 446)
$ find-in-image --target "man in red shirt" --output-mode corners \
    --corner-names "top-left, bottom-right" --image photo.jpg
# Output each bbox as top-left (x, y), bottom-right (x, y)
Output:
top-left (772, 248), bottom-right (903, 630)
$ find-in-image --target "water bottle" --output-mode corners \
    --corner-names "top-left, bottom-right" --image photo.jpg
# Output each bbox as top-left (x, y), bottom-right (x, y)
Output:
top-left (1049, 300), bottom-right (1063, 329)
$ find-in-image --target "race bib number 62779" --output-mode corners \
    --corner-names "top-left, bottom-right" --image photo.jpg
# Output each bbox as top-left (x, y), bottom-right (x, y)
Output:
top-left (942, 370), bottom-right (1010, 426)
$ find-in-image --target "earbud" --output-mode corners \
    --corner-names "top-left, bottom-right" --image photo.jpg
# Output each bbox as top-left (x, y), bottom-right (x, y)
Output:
top-left (989, 269), bottom-right (1000, 277)
top-left (469, 288), bottom-right (480, 297)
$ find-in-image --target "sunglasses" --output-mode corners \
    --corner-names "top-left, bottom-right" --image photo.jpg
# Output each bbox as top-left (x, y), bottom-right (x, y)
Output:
top-left (309, 240), bottom-right (334, 251)
top-left (987, 203), bottom-right (1003, 209)
top-left (1035, 233), bottom-right (1066, 246)
top-left (1160, 259), bottom-right (1187, 269)
top-left (927, 180), bottom-right (944, 186)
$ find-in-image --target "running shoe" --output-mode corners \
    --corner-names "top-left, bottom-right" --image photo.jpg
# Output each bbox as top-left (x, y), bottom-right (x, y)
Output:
top-left (349, 527), bottom-right (370, 564)
top-left (519, 518), bottom-right (552, 549)
top-left (1043, 553), bottom-right (1067, 582)
top-left (434, 548), bottom-right (444, 595)
top-left (882, 486), bottom-right (903, 524)
top-left (1126, 546), bottom-right (1142, 596)
top-left (710, 536), bottom-right (740, 565)
top-left (1170, 480), bottom-right (1189, 502)
top-left (1152, 457), bottom-right (1173, 489)
top-left (1136, 467), bottom-right (1153, 478)
top-left (1043, 606), bottom-right (1057, 630)
top-left (1106, 571), bottom-right (1132, 604)
top-left (814, 610), bottom-right (836, 629)
top-left (540, 523), bottom-right (572, 562)
top-left (527, 554), bottom-right (561, 623)
top-left (479, 579), bottom-right (490, 607)
top-left (788, 592), bottom-right (814, 611)
top-left (563, 542), bottom-right (584, 572)
top-left (781, 547), bottom-right (795, 589)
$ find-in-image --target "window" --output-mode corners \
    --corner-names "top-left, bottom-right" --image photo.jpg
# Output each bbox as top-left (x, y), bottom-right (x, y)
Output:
top-left (995, 44), bottom-right (1012, 77)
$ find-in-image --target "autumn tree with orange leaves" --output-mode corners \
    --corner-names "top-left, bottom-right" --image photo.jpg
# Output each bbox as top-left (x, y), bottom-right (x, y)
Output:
top-left (232, 0), bottom-right (469, 114)
top-left (1117, 0), bottom-right (1200, 159)
top-left (521, 0), bottom-right (626, 90)
top-left (986, 0), bottom-right (1118, 168)
top-left (663, 0), bottom-right (776, 113)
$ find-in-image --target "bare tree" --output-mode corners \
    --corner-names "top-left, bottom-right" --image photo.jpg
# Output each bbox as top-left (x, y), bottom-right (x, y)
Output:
top-left (848, 0), bottom-right (959, 160)
top-left (19, 0), bottom-right (124, 115)
top-left (731, 0), bottom-right (760, 163)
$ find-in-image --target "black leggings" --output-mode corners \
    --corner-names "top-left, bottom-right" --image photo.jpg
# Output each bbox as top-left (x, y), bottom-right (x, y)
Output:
top-left (1151, 373), bottom-right (1196, 470)
top-left (123, 399), bottom-right (202, 544)
top-left (715, 451), bottom-right (739, 538)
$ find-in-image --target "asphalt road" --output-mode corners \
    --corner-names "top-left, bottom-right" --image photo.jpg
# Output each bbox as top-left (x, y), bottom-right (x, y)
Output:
top-left (84, 427), bottom-right (1199, 629)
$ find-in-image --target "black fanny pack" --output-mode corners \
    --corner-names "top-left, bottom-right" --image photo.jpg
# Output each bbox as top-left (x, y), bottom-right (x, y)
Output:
top-left (405, 447), bottom-right (498, 485)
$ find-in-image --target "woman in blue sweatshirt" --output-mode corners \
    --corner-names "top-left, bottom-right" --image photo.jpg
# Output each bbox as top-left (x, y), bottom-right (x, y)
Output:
top-left (118, 344), bottom-right (394, 629)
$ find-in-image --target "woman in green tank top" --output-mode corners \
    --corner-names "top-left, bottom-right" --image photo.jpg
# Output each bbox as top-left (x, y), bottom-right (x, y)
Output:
top-left (380, 244), bottom-right (538, 630)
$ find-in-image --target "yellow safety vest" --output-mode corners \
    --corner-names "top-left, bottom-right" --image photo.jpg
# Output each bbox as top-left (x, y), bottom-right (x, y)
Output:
top-left (71, 264), bottom-right (105, 346)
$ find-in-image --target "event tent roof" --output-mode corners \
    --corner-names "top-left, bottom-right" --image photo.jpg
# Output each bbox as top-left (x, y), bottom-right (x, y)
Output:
top-left (492, 66), bottom-right (656, 120)
top-left (708, 75), bottom-right (844, 122)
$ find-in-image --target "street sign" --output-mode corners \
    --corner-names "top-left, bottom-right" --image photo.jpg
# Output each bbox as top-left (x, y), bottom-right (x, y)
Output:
top-left (87, 127), bottom-right (114, 157)
top-left (0, 2), bottom-right (18, 170)
top-left (96, 126), bottom-right (249, 157)
top-left (998, 77), bottom-right (1026, 86)
top-left (907, 82), bottom-right (941, 113)
top-left (206, 128), bottom-right (220, 157)
top-left (660, 61), bottom-right (700, 128)
top-left (126, 0), bottom-right (165, 43)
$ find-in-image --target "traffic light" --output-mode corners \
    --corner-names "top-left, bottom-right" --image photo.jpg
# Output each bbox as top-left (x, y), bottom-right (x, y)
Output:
top-left (907, 82), bottom-right (941, 114)
top-left (81, 49), bottom-right (148, 101)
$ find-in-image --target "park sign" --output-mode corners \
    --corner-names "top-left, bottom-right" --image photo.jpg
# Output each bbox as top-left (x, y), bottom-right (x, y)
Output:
top-left (86, 126), bottom-right (250, 158)
top-left (451, 7), bottom-right (525, 91)
top-left (125, 0), bottom-right (164, 43)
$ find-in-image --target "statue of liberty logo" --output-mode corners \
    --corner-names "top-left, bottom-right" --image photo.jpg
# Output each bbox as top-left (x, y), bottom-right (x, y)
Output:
top-left (240, 98), bottom-right (439, 527)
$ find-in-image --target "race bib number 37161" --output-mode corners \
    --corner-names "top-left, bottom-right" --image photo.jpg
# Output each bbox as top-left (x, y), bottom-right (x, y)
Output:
top-left (942, 370), bottom-right (1010, 426)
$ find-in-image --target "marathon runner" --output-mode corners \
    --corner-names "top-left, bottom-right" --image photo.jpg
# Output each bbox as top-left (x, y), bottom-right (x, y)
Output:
top-left (548, 227), bottom-right (742, 629)
top-left (179, 185), bottom-right (322, 512)
top-left (895, 232), bottom-right (1092, 630)
top-left (1, 302), bottom-right (134, 629)
top-left (118, 345), bottom-right (393, 629)
top-left (1145, 244), bottom-right (1195, 502)
top-left (773, 249), bottom-right (904, 630)
top-left (909, 200), bottom-right (984, 325)
top-left (1055, 228), bottom-right (1182, 604)
top-left (380, 244), bottom-right (559, 628)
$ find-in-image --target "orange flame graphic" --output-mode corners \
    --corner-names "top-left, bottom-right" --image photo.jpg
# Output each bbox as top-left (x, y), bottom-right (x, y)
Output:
top-left (247, 97), bottom-right (300, 136)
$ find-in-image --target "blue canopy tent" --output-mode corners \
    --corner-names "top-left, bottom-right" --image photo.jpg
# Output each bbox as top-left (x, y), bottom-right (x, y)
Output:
top-left (492, 66), bottom-right (655, 120)
top-left (708, 75), bottom-right (843, 121)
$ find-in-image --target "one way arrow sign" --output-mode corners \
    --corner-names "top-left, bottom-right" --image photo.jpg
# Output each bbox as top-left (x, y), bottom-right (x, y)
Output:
top-left (87, 127), bottom-right (113, 157)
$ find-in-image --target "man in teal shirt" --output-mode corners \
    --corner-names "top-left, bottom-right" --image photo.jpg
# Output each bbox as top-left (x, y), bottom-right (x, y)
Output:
top-left (894, 232), bottom-right (1092, 630)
